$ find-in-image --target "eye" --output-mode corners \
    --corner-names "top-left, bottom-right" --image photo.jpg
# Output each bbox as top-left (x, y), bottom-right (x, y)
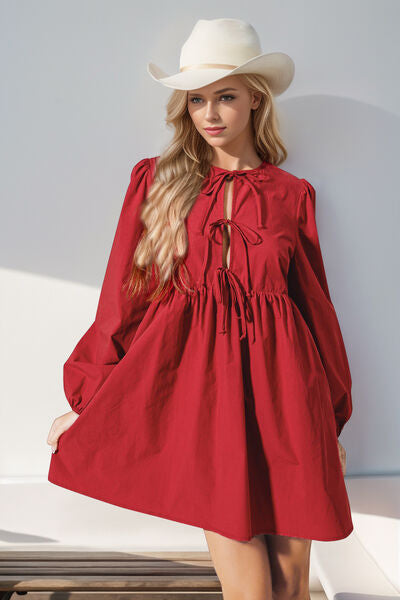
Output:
top-left (189, 95), bottom-right (236, 104)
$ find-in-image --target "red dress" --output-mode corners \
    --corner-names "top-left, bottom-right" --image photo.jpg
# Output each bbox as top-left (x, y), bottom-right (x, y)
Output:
top-left (48, 156), bottom-right (354, 541)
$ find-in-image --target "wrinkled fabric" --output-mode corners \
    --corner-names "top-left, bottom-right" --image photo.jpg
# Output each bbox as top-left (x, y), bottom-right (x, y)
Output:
top-left (48, 156), bottom-right (353, 542)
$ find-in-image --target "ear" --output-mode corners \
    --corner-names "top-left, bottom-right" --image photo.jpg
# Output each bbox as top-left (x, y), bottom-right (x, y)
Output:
top-left (251, 91), bottom-right (262, 110)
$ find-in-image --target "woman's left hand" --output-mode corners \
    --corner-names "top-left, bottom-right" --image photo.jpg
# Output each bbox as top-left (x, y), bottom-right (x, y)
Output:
top-left (337, 439), bottom-right (347, 475)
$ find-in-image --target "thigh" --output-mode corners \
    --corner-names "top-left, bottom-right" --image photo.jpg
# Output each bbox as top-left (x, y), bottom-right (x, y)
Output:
top-left (264, 534), bottom-right (312, 599)
top-left (204, 529), bottom-right (273, 600)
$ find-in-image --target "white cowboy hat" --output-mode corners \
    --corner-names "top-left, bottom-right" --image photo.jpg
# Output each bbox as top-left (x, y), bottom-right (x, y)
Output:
top-left (147, 18), bottom-right (295, 96)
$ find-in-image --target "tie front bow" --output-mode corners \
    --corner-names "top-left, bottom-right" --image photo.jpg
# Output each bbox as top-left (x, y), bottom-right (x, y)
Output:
top-left (199, 218), bottom-right (263, 344)
top-left (213, 266), bottom-right (256, 343)
top-left (199, 168), bottom-right (270, 233)
top-left (195, 165), bottom-right (270, 344)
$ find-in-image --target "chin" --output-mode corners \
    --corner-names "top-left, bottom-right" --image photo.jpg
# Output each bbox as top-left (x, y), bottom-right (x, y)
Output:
top-left (206, 138), bottom-right (230, 147)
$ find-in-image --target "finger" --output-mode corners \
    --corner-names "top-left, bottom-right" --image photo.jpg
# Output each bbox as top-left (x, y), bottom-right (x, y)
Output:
top-left (47, 420), bottom-right (60, 443)
top-left (47, 433), bottom-right (59, 445)
top-left (47, 430), bottom-right (61, 447)
top-left (47, 422), bottom-right (66, 445)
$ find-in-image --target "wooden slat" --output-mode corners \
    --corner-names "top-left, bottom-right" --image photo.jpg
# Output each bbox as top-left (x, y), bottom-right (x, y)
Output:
top-left (0, 552), bottom-right (212, 560)
top-left (0, 551), bottom-right (221, 594)
top-left (1, 593), bottom-right (222, 600)
top-left (0, 563), bottom-right (215, 572)
top-left (0, 579), bottom-right (221, 592)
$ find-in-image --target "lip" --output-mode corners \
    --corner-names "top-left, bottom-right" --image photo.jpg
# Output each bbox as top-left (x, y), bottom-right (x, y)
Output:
top-left (204, 127), bottom-right (226, 136)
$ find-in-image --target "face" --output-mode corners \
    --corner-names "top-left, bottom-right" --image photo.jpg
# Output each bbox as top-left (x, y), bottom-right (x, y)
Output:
top-left (187, 75), bottom-right (261, 151)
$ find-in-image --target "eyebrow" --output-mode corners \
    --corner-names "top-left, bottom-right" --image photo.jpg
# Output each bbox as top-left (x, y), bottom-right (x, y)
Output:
top-left (188, 87), bottom-right (238, 96)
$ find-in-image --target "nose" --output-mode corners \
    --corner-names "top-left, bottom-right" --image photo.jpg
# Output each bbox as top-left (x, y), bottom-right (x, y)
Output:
top-left (204, 102), bottom-right (221, 120)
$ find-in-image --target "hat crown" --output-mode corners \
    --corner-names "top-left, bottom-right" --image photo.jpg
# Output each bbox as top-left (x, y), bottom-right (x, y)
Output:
top-left (180, 18), bottom-right (262, 69)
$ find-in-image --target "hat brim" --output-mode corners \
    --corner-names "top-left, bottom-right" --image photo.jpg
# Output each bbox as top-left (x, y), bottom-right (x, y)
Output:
top-left (146, 52), bottom-right (295, 96)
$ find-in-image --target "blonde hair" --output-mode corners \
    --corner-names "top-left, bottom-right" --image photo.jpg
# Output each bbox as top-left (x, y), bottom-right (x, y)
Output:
top-left (125, 73), bottom-right (288, 303)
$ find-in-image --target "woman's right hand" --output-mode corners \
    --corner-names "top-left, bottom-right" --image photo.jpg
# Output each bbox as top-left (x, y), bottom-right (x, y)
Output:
top-left (47, 410), bottom-right (80, 454)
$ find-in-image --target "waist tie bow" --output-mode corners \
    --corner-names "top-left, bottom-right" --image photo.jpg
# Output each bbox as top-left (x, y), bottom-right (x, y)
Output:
top-left (198, 218), bottom-right (263, 343)
top-left (214, 266), bottom-right (256, 343)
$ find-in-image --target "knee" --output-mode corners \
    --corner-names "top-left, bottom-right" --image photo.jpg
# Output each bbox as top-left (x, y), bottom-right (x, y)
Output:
top-left (221, 591), bottom-right (269, 600)
top-left (272, 572), bottom-right (309, 600)
top-left (221, 583), bottom-right (270, 600)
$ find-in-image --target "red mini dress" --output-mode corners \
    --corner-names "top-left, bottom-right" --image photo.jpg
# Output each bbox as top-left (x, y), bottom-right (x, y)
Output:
top-left (48, 156), bottom-right (354, 542)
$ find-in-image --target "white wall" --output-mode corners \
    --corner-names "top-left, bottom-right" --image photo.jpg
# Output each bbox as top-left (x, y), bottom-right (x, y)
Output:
top-left (1, 0), bottom-right (399, 477)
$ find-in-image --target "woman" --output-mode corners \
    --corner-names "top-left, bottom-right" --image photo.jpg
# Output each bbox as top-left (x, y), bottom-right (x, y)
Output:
top-left (47, 18), bottom-right (353, 600)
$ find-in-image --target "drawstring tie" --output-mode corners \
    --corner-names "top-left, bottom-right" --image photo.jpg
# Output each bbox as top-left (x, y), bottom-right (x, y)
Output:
top-left (214, 266), bottom-right (256, 343)
top-left (197, 167), bottom-right (270, 343)
top-left (199, 218), bottom-right (263, 343)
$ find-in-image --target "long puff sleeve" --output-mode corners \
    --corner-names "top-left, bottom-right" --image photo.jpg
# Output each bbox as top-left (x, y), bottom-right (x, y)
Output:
top-left (288, 179), bottom-right (353, 437)
top-left (63, 157), bottom-right (153, 414)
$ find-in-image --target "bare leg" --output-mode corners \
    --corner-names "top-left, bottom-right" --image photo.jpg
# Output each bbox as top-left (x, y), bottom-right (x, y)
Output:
top-left (204, 529), bottom-right (273, 600)
top-left (264, 533), bottom-right (312, 600)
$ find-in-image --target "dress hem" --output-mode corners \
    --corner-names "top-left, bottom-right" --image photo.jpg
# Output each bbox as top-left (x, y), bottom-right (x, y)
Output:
top-left (47, 473), bottom-right (354, 543)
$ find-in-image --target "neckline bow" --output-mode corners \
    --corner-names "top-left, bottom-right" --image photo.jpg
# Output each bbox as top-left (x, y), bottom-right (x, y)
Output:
top-left (199, 166), bottom-right (271, 234)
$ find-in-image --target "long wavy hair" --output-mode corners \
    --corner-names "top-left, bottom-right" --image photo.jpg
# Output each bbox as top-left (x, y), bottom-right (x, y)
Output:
top-left (123, 73), bottom-right (288, 304)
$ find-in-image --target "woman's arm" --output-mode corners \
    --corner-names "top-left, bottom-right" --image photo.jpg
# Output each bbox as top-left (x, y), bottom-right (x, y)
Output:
top-left (63, 157), bottom-right (153, 415)
top-left (288, 179), bottom-right (353, 437)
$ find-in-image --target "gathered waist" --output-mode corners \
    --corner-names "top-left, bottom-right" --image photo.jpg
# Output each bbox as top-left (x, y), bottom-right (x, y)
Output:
top-left (186, 283), bottom-right (289, 297)
top-left (164, 272), bottom-right (290, 344)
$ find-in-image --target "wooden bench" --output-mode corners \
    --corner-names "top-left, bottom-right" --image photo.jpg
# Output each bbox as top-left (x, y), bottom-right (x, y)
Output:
top-left (0, 550), bottom-right (222, 599)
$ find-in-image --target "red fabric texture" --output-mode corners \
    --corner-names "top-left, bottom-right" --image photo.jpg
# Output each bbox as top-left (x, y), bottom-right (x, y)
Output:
top-left (48, 156), bottom-right (353, 542)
